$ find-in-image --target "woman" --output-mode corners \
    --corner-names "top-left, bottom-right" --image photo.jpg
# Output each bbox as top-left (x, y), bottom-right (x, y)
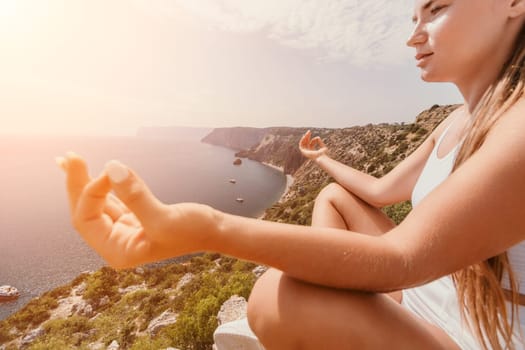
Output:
top-left (57, 0), bottom-right (525, 348)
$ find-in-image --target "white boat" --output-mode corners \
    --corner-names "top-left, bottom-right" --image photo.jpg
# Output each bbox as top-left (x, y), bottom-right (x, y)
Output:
top-left (229, 179), bottom-right (237, 184)
top-left (0, 285), bottom-right (20, 301)
top-left (236, 198), bottom-right (244, 203)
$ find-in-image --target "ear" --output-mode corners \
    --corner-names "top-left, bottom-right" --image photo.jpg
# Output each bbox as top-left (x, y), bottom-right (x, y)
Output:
top-left (509, 0), bottom-right (525, 18)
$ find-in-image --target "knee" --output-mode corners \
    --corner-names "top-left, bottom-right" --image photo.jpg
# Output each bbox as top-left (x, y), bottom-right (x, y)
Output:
top-left (247, 269), bottom-right (297, 349)
top-left (315, 182), bottom-right (355, 206)
top-left (315, 182), bottom-right (341, 202)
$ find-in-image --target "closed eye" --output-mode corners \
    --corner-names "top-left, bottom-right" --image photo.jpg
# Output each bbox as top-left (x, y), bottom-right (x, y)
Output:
top-left (430, 5), bottom-right (447, 15)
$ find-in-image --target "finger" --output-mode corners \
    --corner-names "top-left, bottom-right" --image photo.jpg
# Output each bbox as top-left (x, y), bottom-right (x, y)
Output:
top-left (310, 137), bottom-right (325, 150)
top-left (105, 160), bottom-right (164, 225)
top-left (75, 172), bottom-right (112, 222)
top-left (64, 152), bottom-right (91, 214)
top-left (309, 137), bottom-right (318, 149)
top-left (108, 193), bottom-right (130, 214)
top-left (104, 193), bottom-right (133, 222)
top-left (299, 130), bottom-right (311, 149)
top-left (104, 199), bottom-right (124, 222)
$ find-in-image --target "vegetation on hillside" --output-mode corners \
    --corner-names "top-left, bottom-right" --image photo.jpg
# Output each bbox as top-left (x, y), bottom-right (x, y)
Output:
top-left (0, 105), bottom-right (455, 349)
top-left (0, 255), bottom-right (256, 350)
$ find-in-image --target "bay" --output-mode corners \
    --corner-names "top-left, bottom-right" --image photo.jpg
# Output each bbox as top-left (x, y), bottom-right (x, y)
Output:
top-left (0, 132), bottom-right (286, 320)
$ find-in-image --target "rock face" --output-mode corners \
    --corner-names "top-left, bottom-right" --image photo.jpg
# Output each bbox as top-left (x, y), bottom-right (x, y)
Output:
top-left (201, 105), bottom-right (459, 181)
top-left (20, 326), bottom-right (44, 347)
top-left (107, 340), bottom-right (120, 350)
top-left (236, 130), bottom-right (309, 175)
top-left (202, 127), bottom-right (269, 151)
top-left (216, 295), bottom-right (248, 326)
top-left (147, 310), bottom-right (179, 336)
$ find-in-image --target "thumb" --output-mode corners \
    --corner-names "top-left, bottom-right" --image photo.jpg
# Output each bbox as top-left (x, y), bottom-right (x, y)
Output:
top-left (105, 160), bottom-right (165, 224)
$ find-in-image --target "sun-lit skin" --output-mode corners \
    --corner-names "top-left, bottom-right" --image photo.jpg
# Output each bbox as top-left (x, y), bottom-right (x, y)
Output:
top-left (407, 0), bottom-right (522, 113)
top-left (57, 0), bottom-right (525, 349)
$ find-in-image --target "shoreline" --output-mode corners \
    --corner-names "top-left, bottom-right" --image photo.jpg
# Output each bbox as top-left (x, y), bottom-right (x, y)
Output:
top-left (256, 161), bottom-right (295, 219)
top-left (260, 161), bottom-right (294, 199)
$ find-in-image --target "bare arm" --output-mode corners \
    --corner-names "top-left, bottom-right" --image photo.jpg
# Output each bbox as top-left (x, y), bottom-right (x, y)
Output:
top-left (61, 102), bottom-right (525, 292)
top-left (209, 105), bottom-right (525, 290)
top-left (301, 115), bottom-right (458, 207)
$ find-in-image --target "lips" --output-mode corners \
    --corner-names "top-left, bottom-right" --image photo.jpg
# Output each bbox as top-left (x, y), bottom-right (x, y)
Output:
top-left (415, 52), bottom-right (433, 60)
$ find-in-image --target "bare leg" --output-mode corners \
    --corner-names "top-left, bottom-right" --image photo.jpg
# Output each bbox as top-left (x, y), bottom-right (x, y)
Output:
top-left (247, 183), bottom-right (460, 349)
top-left (248, 269), bottom-right (460, 350)
top-left (311, 182), bottom-right (395, 235)
top-left (311, 183), bottom-right (401, 302)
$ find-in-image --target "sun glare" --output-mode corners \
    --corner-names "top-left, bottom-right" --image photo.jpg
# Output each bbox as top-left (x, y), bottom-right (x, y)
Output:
top-left (0, 0), bottom-right (24, 34)
top-left (0, 0), bottom-right (18, 19)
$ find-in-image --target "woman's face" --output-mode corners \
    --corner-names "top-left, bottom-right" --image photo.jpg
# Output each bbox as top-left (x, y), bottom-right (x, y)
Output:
top-left (407, 0), bottom-right (509, 83)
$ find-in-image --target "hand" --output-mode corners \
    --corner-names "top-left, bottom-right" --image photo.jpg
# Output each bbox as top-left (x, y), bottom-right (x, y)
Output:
top-left (299, 130), bottom-right (328, 161)
top-left (56, 153), bottom-right (217, 269)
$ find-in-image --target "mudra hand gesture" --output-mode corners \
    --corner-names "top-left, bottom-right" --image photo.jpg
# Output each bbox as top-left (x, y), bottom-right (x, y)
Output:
top-left (56, 153), bottom-right (216, 269)
top-left (299, 130), bottom-right (328, 161)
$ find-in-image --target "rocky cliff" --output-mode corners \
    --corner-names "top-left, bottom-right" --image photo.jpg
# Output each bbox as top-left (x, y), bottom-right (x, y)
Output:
top-left (202, 104), bottom-right (459, 225)
top-left (201, 127), bottom-right (270, 151)
top-left (202, 104), bottom-right (458, 179)
top-left (0, 104), bottom-right (460, 350)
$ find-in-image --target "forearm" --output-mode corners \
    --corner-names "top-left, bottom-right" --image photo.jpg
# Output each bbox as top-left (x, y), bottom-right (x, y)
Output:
top-left (315, 155), bottom-right (384, 207)
top-left (207, 210), bottom-right (409, 292)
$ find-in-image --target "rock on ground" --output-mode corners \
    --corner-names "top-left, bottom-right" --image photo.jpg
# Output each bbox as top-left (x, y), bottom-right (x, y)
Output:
top-left (217, 295), bottom-right (248, 326)
top-left (147, 310), bottom-right (179, 336)
top-left (107, 340), bottom-right (119, 350)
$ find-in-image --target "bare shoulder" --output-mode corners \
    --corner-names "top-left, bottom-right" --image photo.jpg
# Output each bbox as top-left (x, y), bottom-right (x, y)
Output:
top-left (387, 100), bottom-right (525, 283)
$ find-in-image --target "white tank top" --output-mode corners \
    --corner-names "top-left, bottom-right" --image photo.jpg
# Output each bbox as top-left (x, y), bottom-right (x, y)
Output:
top-left (411, 119), bottom-right (525, 292)
top-left (411, 120), bottom-right (461, 207)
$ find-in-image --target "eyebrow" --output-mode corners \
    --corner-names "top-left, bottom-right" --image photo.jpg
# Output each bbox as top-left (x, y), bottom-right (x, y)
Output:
top-left (412, 0), bottom-right (435, 23)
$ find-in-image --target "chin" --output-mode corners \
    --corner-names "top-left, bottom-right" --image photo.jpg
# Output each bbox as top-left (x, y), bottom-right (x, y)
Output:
top-left (420, 70), bottom-right (448, 83)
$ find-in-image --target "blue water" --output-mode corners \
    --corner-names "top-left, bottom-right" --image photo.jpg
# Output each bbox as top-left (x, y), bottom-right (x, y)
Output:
top-left (0, 133), bottom-right (286, 320)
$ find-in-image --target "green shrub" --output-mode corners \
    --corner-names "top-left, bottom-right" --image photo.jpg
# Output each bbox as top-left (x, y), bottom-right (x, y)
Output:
top-left (166, 270), bottom-right (256, 349)
top-left (0, 325), bottom-right (13, 343)
top-left (117, 270), bottom-right (142, 289)
top-left (129, 336), bottom-right (172, 350)
top-left (83, 267), bottom-right (119, 307)
top-left (42, 316), bottom-right (90, 339)
top-left (8, 295), bottom-right (58, 330)
top-left (44, 284), bottom-right (71, 300)
top-left (28, 338), bottom-right (71, 350)
top-left (382, 201), bottom-right (412, 225)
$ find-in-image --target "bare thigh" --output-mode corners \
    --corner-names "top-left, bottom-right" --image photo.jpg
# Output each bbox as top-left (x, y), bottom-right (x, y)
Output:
top-left (248, 183), bottom-right (461, 349)
top-left (248, 269), bottom-right (461, 350)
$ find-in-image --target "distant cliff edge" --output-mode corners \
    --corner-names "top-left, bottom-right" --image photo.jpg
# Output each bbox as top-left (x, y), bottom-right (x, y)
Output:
top-left (202, 126), bottom-right (318, 175)
top-left (201, 127), bottom-right (271, 151)
top-left (200, 104), bottom-right (459, 177)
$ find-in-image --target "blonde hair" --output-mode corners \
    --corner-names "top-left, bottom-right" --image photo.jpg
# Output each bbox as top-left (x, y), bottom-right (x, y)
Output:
top-left (451, 23), bottom-right (525, 350)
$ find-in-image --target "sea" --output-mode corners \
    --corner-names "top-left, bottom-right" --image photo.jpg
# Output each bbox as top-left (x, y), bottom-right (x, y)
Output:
top-left (0, 130), bottom-right (287, 320)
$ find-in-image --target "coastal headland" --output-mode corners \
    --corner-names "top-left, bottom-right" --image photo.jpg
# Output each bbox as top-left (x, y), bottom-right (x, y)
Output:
top-left (0, 104), bottom-right (458, 349)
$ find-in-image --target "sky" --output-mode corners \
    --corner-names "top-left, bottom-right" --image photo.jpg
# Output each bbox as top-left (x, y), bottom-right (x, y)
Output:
top-left (0, 0), bottom-right (463, 136)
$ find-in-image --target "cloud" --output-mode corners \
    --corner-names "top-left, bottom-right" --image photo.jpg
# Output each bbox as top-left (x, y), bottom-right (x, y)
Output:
top-left (134, 0), bottom-right (414, 66)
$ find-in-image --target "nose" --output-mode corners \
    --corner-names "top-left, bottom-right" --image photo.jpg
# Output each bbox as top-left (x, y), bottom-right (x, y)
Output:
top-left (406, 23), bottom-right (427, 47)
